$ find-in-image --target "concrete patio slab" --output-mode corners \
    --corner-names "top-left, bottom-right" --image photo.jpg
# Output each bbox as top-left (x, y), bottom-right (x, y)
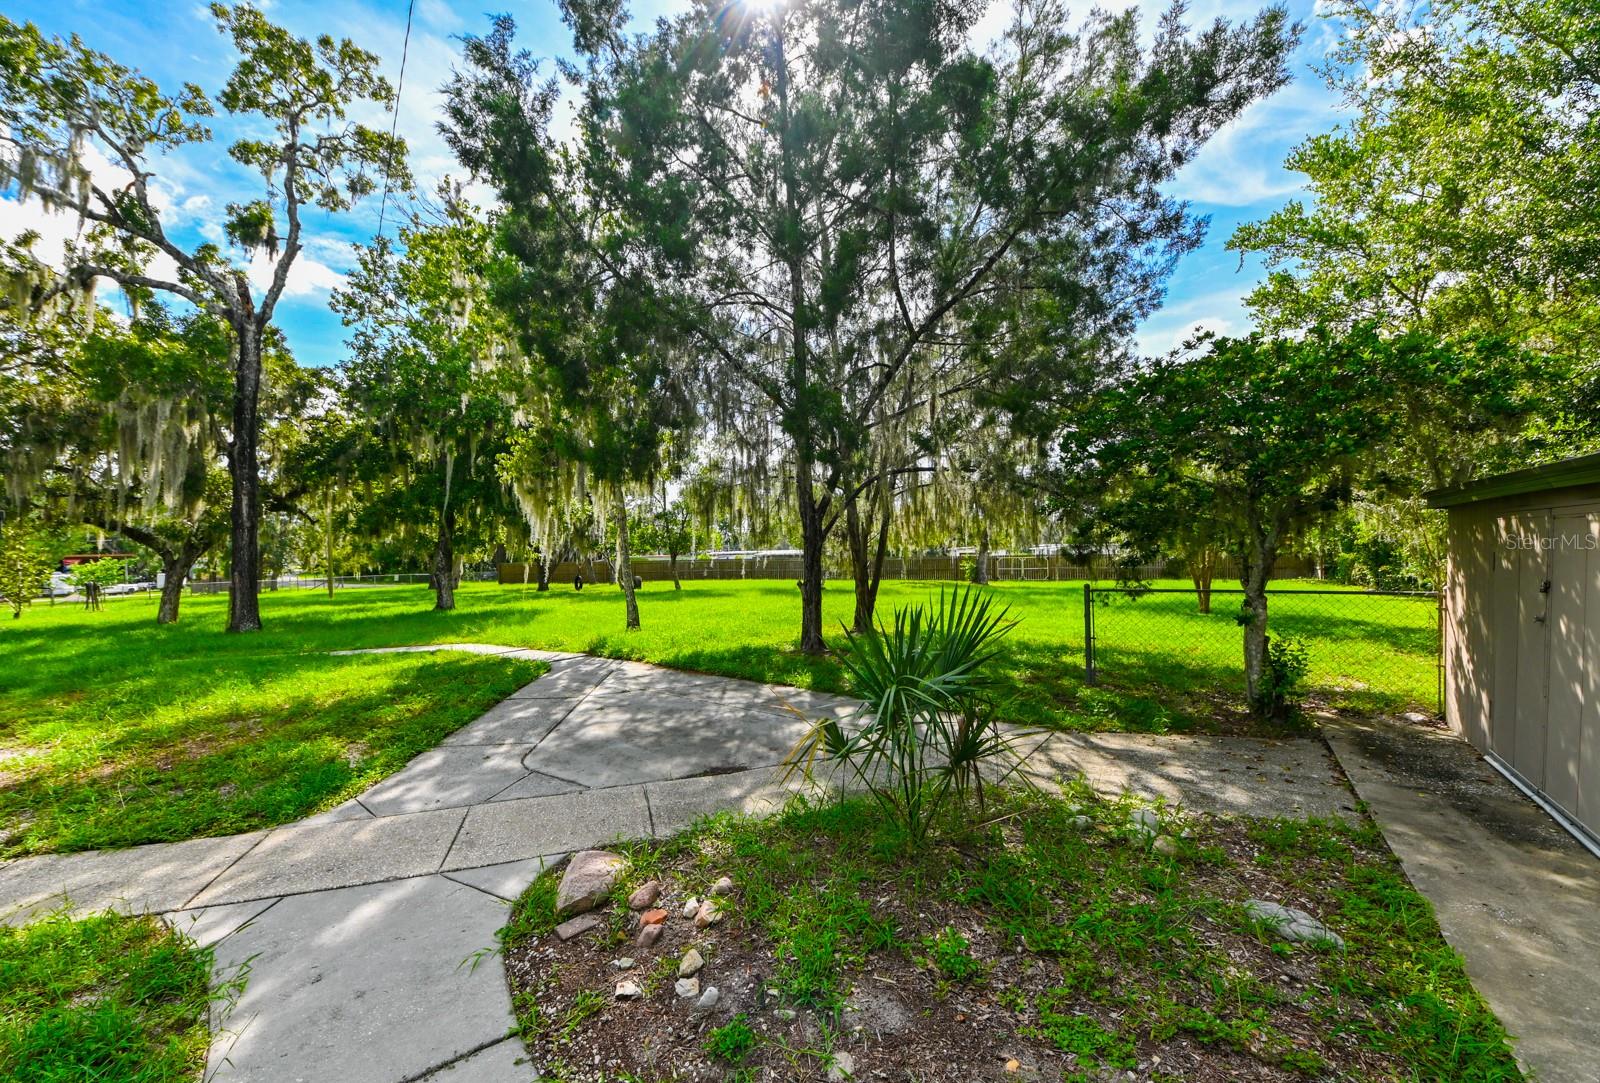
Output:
top-left (1026, 732), bottom-right (1357, 819)
top-left (190, 809), bottom-right (466, 907)
top-left (0, 831), bottom-right (267, 924)
top-left (443, 855), bottom-right (567, 902)
top-left (169, 897), bottom-right (281, 949)
top-left (521, 696), bottom-right (811, 788)
top-left (358, 746), bottom-right (539, 816)
top-left (1324, 716), bottom-right (1600, 1083)
top-left (206, 875), bottom-right (513, 1083)
top-left (439, 696), bottom-right (581, 746)
top-left (442, 787), bottom-right (651, 871)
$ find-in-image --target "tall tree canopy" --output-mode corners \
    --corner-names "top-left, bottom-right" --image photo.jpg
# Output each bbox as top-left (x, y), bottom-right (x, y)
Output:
top-left (0, 4), bottom-right (409, 632)
top-left (459, 0), bottom-right (1299, 650)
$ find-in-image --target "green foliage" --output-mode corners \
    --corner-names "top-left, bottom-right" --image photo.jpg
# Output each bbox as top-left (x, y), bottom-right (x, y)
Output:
top-left (1255, 635), bottom-right (1310, 723)
top-left (703, 1016), bottom-right (758, 1063)
top-left (787, 586), bottom-right (1031, 847)
top-left (66, 558), bottom-right (126, 592)
top-left (922, 926), bottom-right (981, 983)
top-left (0, 910), bottom-right (225, 1081)
top-left (0, 517), bottom-right (58, 619)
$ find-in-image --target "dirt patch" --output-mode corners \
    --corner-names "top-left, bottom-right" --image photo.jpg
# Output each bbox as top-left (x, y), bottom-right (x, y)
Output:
top-left (502, 797), bottom-right (1517, 1082)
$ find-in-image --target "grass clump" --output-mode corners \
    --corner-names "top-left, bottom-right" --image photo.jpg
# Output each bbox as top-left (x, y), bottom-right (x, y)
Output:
top-left (0, 910), bottom-right (227, 1082)
top-left (703, 1015), bottom-right (758, 1062)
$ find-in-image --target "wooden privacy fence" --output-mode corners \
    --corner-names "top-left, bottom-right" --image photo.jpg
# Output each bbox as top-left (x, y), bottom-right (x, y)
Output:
top-left (497, 554), bottom-right (1318, 585)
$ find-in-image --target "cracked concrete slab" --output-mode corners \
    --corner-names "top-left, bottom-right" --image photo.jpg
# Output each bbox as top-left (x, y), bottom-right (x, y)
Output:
top-left (1025, 731), bottom-right (1358, 819)
top-left (443, 855), bottom-right (567, 902)
top-left (190, 810), bottom-right (466, 907)
top-left (169, 897), bottom-right (281, 949)
top-left (358, 747), bottom-right (540, 816)
top-left (0, 831), bottom-right (267, 924)
top-left (644, 769), bottom-right (796, 836)
top-left (439, 696), bottom-right (579, 747)
top-left (443, 788), bottom-right (651, 871)
top-left (522, 696), bottom-right (812, 788)
top-left (1325, 716), bottom-right (1600, 1083)
top-left (206, 875), bottom-right (513, 1083)
top-left (487, 770), bottom-right (584, 803)
top-left (297, 797), bottom-right (375, 826)
top-left (417, 1037), bottom-right (534, 1081)
top-left (504, 657), bottom-right (617, 699)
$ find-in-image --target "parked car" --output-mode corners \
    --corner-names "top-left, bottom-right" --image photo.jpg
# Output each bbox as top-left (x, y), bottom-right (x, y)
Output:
top-left (103, 581), bottom-right (155, 596)
top-left (43, 573), bottom-right (75, 597)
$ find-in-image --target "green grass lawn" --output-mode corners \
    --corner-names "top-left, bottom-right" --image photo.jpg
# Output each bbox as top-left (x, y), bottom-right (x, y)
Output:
top-left (500, 790), bottom-right (1520, 1081)
top-left (2, 577), bottom-right (1436, 857)
top-left (0, 909), bottom-right (222, 1082)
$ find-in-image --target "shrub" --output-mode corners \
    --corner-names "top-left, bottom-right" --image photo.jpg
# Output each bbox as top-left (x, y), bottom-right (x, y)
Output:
top-left (704, 1015), bottom-right (758, 1062)
top-left (784, 586), bottom-right (1037, 847)
top-left (1255, 634), bottom-right (1311, 722)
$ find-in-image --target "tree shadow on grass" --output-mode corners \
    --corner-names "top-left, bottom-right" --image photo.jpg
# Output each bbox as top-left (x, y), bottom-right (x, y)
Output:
top-left (0, 652), bottom-right (540, 857)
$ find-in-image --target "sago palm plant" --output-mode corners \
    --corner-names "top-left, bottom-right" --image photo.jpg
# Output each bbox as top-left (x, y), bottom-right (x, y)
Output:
top-left (784, 586), bottom-right (1036, 847)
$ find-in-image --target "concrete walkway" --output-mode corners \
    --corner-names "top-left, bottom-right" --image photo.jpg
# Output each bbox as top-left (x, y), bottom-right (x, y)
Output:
top-left (1324, 716), bottom-right (1600, 1083)
top-left (0, 646), bottom-right (1352, 1082)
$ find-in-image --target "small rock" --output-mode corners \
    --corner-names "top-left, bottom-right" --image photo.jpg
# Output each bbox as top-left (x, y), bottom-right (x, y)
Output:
top-left (709, 875), bottom-right (736, 897)
top-left (554, 913), bottom-right (603, 941)
top-left (679, 948), bottom-right (705, 977)
top-left (675, 977), bottom-right (700, 998)
top-left (827, 1052), bottom-right (855, 1081)
top-left (695, 899), bottom-right (725, 928)
top-left (681, 896), bottom-right (700, 919)
top-left (555, 850), bottom-right (626, 918)
top-left (1244, 898), bottom-right (1346, 949)
top-left (614, 980), bottom-right (642, 999)
top-left (1005, 1060), bottom-right (1021, 1073)
top-left (628, 880), bottom-right (663, 910)
top-left (1153, 836), bottom-right (1181, 857)
top-left (640, 908), bottom-right (668, 926)
top-left (610, 957), bottom-right (636, 971)
top-left (1069, 814), bottom-right (1093, 831)
top-left (635, 924), bottom-right (664, 948)
top-left (1130, 807), bottom-right (1160, 836)
top-left (694, 986), bottom-right (720, 1012)
top-left (774, 1008), bottom-right (797, 1021)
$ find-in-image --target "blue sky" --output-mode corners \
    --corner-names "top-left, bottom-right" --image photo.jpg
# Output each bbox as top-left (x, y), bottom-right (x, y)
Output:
top-left (0, 0), bottom-right (1346, 367)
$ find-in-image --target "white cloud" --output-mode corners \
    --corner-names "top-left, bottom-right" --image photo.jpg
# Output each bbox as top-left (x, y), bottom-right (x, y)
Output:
top-left (1136, 283), bottom-right (1255, 357)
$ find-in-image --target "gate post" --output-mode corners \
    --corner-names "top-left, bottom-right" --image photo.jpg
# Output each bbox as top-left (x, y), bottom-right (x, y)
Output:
top-left (1083, 582), bottom-right (1097, 685)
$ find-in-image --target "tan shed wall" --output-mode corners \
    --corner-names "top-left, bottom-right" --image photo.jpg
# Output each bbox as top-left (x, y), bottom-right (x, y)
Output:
top-left (1444, 481), bottom-right (1600, 840)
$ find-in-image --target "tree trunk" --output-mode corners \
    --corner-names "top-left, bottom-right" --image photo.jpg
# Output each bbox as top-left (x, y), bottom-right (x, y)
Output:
top-left (1241, 533), bottom-right (1278, 713)
top-left (613, 490), bottom-right (640, 629)
top-left (433, 506), bottom-right (456, 611)
top-left (1191, 545), bottom-right (1218, 614)
top-left (325, 485), bottom-right (336, 600)
top-left (156, 548), bottom-right (199, 625)
top-left (537, 552), bottom-right (551, 592)
top-left (226, 317), bottom-right (264, 633)
top-left (669, 552), bottom-right (681, 590)
top-left (797, 472), bottom-right (829, 653)
top-left (973, 524), bottom-right (991, 585)
top-left (846, 497), bottom-right (891, 634)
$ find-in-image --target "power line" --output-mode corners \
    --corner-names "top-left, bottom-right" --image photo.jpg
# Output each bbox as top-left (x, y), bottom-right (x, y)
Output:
top-left (374, 0), bottom-right (415, 243)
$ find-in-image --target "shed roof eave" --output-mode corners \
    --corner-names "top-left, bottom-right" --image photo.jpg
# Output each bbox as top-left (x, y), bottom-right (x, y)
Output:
top-left (1425, 452), bottom-right (1600, 509)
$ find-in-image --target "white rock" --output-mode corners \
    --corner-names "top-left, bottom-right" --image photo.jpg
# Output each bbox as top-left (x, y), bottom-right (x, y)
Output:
top-left (827, 1051), bottom-right (855, 1081)
top-left (610, 957), bottom-right (636, 971)
top-left (694, 986), bottom-right (721, 1012)
top-left (709, 875), bottom-right (736, 896)
top-left (614, 980), bottom-right (643, 999)
top-left (679, 948), bottom-right (705, 977)
top-left (1244, 898), bottom-right (1345, 949)
top-left (675, 977), bottom-right (701, 998)
top-left (681, 896), bottom-right (701, 919)
top-left (695, 899), bottom-right (725, 928)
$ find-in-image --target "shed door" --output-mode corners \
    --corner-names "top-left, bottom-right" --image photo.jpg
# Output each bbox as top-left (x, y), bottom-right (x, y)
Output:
top-left (1546, 513), bottom-right (1600, 832)
top-left (1490, 511), bottom-right (1551, 771)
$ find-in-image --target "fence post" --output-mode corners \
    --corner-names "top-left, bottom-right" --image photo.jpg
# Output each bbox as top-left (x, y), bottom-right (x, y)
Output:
top-left (1436, 592), bottom-right (1446, 718)
top-left (1083, 582), bottom-right (1097, 685)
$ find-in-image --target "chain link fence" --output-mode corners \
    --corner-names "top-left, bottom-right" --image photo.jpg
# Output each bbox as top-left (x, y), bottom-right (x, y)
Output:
top-left (1083, 585), bottom-right (1443, 715)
